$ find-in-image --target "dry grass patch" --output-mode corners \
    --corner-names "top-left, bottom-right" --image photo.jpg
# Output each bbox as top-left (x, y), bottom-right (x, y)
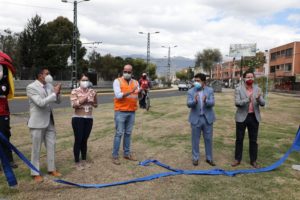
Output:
top-left (1, 91), bottom-right (300, 199)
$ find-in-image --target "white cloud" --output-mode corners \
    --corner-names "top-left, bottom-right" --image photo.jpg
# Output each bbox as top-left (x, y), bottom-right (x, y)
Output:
top-left (0, 0), bottom-right (299, 60)
top-left (288, 14), bottom-right (300, 23)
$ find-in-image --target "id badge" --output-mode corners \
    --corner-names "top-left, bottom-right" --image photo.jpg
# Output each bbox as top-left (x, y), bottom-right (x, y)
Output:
top-left (84, 105), bottom-right (89, 113)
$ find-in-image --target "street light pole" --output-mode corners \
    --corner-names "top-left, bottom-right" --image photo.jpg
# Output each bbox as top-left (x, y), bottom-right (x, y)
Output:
top-left (139, 31), bottom-right (159, 76)
top-left (162, 45), bottom-right (177, 81)
top-left (62, 0), bottom-right (90, 88)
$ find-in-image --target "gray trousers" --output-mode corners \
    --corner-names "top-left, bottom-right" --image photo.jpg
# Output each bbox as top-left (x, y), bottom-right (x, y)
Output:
top-left (30, 122), bottom-right (56, 176)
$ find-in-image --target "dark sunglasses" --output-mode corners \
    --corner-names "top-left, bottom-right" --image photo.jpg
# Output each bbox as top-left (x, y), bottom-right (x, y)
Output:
top-left (123, 71), bottom-right (132, 74)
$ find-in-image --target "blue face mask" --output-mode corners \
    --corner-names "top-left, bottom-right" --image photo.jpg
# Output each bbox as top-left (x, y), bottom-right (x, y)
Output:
top-left (194, 82), bottom-right (202, 90)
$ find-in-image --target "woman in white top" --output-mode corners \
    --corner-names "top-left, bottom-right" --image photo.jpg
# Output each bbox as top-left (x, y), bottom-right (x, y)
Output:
top-left (70, 74), bottom-right (97, 170)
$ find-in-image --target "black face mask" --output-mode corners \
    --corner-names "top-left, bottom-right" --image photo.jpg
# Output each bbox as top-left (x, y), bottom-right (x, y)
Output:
top-left (142, 76), bottom-right (146, 79)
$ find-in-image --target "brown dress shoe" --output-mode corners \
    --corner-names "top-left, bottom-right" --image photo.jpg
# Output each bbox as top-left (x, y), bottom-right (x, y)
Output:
top-left (250, 161), bottom-right (260, 169)
top-left (112, 157), bottom-right (121, 165)
top-left (123, 154), bottom-right (137, 161)
top-left (33, 175), bottom-right (43, 183)
top-left (192, 160), bottom-right (199, 166)
top-left (206, 159), bottom-right (216, 166)
top-left (48, 171), bottom-right (62, 177)
top-left (231, 160), bottom-right (241, 167)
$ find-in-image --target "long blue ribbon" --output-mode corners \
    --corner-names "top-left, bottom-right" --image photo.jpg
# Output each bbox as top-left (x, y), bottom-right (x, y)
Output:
top-left (0, 126), bottom-right (299, 188)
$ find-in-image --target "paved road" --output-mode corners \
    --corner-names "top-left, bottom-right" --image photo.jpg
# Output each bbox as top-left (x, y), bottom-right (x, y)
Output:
top-left (9, 89), bottom-right (187, 114)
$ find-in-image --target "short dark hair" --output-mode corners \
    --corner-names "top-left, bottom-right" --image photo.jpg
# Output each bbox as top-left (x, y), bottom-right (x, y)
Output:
top-left (243, 70), bottom-right (255, 78)
top-left (194, 73), bottom-right (206, 82)
top-left (35, 68), bottom-right (48, 79)
top-left (79, 73), bottom-right (89, 80)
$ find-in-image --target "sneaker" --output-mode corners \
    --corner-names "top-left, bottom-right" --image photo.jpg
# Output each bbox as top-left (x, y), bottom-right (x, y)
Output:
top-left (48, 171), bottom-right (62, 177)
top-left (112, 157), bottom-right (121, 165)
top-left (32, 175), bottom-right (43, 183)
top-left (75, 162), bottom-right (85, 170)
top-left (123, 154), bottom-right (137, 161)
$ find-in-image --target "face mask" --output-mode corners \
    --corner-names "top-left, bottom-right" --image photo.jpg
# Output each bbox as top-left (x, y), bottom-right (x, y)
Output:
top-left (194, 82), bottom-right (202, 90)
top-left (245, 79), bottom-right (254, 86)
top-left (0, 64), bottom-right (3, 80)
top-left (80, 80), bottom-right (89, 89)
top-left (45, 74), bottom-right (53, 84)
top-left (123, 73), bottom-right (131, 80)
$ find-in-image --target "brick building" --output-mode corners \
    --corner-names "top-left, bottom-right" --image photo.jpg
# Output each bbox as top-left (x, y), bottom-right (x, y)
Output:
top-left (269, 41), bottom-right (300, 90)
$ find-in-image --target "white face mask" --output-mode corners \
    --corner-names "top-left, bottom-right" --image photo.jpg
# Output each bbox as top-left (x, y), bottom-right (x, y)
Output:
top-left (80, 80), bottom-right (89, 88)
top-left (0, 64), bottom-right (3, 80)
top-left (123, 73), bottom-right (131, 80)
top-left (45, 74), bottom-right (53, 84)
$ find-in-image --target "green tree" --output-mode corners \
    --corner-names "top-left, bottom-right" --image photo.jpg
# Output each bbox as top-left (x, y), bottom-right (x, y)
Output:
top-left (0, 29), bottom-right (21, 78)
top-left (18, 14), bottom-right (47, 79)
top-left (243, 51), bottom-right (265, 71)
top-left (195, 48), bottom-right (222, 78)
top-left (45, 16), bottom-right (86, 80)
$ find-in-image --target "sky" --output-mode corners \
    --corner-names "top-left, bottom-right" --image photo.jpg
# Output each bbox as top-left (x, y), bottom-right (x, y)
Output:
top-left (0, 0), bottom-right (300, 60)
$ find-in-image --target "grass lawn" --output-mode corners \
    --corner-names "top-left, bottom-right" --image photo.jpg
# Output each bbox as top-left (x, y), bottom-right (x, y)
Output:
top-left (1, 90), bottom-right (300, 200)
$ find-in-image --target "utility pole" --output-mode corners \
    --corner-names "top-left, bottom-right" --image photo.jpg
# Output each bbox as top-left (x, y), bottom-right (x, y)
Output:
top-left (162, 45), bottom-right (177, 81)
top-left (139, 31), bottom-right (160, 77)
top-left (62, 0), bottom-right (90, 88)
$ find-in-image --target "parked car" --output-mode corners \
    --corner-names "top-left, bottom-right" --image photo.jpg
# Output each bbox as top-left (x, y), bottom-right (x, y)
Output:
top-left (178, 82), bottom-right (189, 91)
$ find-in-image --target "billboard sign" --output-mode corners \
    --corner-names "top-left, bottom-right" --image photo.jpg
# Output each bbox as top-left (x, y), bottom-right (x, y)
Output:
top-left (229, 43), bottom-right (257, 57)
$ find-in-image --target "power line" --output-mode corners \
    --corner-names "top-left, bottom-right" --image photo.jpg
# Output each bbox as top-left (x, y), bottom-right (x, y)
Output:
top-left (0, 1), bottom-right (70, 11)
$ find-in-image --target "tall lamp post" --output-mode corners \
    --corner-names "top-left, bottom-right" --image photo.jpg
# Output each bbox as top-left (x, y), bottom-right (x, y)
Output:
top-left (139, 31), bottom-right (159, 76)
top-left (162, 45), bottom-right (177, 81)
top-left (62, 0), bottom-right (90, 89)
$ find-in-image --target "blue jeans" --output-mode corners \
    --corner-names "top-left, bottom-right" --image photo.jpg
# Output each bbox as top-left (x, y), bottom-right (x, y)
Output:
top-left (191, 116), bottom-right (213, 161)
top-left (112, 111), bottom-right (135, 158)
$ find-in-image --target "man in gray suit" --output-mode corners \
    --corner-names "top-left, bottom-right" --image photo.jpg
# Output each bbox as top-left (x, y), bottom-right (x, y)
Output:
top-left (187, 73), bottom-right (216, 166)
top-left (231, 70), bottom-right (265, 168)
top-left (26, 68), bottom-right (62, 182)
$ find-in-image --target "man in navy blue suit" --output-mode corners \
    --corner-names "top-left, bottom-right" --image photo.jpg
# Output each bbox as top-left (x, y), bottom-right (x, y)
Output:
top-left (187, 73), bottom-right (216, 166)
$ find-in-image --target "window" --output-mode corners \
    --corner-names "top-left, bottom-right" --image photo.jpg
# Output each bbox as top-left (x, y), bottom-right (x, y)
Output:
top-left (276, 65), bottom-right (280, 70)
top-left (271, 53), bottom-right (276, 60)
top-left (281, 50), bottom-right (286, 55)
top-left (285, 48), bottom-right (293, 57)
top-left (270, 66), bottom-right (275, 73)
top-left (284, 63), bottom-right (292, 71)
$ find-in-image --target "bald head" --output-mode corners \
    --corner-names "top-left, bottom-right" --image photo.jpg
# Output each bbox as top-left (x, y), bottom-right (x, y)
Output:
top-left (123, 64), bottom-right (133, 72)
top-left (123, 64), bottom-right (133, 80)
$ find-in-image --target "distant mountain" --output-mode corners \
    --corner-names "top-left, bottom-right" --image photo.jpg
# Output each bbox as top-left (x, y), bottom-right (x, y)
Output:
top-left (121, 54), bottom-right (195, 77)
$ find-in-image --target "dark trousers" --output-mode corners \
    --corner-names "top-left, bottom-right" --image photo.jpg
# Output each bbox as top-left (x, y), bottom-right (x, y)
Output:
top-left (139, 90), bottom-right (148, 108)
top-left (72, 117), bottom-right (93, 163)
top-left (235, 113), bottom-right (259, 163)
top-left (0, 116), bottom-right (14, 163)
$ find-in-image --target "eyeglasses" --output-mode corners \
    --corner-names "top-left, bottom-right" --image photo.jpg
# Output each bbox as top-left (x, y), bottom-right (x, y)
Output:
top-left (123, 71), bottom-right (132, 74)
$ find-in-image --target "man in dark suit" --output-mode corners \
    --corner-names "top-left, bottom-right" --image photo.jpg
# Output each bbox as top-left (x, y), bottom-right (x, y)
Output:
top-left (187, 73), bottom-right (216, 166)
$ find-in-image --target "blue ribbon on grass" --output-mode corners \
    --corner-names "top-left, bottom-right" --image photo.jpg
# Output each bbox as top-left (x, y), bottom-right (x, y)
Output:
top-left (0, 126), bottom-right (299, 188)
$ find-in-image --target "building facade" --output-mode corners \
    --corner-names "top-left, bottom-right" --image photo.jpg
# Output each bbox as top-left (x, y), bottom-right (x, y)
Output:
top-left (269, 41), bottom-right (300, 90)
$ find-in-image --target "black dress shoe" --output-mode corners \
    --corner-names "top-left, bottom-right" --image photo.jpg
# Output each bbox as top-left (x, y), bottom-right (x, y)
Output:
top-left (206, 159), bottom-right (216, 166)
top-left (192, 160), bottom-right (198, 166)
